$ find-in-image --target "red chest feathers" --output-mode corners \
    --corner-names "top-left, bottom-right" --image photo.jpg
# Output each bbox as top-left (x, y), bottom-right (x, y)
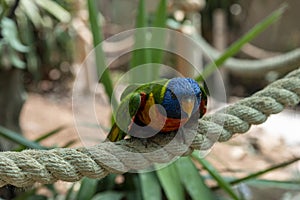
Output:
top-left (136, 104), bottom-right (189, 132)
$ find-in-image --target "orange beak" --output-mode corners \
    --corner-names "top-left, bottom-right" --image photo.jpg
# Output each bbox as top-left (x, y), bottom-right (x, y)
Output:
top-left (181, 97), bottom-right (195, 118)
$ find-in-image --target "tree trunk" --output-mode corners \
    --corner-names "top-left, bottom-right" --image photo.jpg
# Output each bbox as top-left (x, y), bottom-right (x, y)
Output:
top-left (0, 69), bottom-right (26, 199)
top-left (0, 69), bottom-right (26, 150)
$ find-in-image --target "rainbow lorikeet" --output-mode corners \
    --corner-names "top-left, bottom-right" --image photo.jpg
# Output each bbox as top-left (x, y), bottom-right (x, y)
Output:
top-left (106, 77), bottom-right (207, 142)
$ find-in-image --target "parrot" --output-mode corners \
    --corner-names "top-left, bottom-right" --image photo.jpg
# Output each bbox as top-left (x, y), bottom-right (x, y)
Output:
top-left (106, 77), bottom-right (207, 142)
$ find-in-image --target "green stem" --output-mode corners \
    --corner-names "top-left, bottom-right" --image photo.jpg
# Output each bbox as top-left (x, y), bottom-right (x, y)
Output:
top-left (228, 157), bottom-right (300, 187)
top-left (191, 152), bottom-right (240, 200)
top-left (195, 3), bottom-right (288, 82)
top-left (87, 0), bottom-right (118, 109)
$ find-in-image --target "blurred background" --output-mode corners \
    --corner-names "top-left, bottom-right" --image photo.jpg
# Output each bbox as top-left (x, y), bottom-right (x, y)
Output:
top-left (0, 0), bottom-right (300, 199)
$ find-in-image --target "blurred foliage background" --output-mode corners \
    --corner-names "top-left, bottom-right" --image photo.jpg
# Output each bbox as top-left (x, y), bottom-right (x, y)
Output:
top-left (0, 0), bottom-right (300, 199)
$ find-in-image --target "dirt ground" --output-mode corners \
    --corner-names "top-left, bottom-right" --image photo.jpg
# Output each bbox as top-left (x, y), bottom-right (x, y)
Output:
top-left (19, 91), bottom-right (300, 198)
top-left (20, 90), bottom-right (112, 148)
top-left (21, 93), bottom-right (80, 147)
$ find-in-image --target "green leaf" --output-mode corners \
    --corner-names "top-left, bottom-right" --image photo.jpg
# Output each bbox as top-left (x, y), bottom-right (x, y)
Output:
top-left (44, 184), bottom-right (58, 196)
top-left (14, 126), bottom-right (66, 151)
top-left (191, 152), bottom-right (240, 200)
top-left (8, 47), bottom-right (26, 69)
top-left (229, 157), bottom-right (300, 187)
top-left (156, 162), bottom-right (185, 200)
top-left (129, 0), bottom-right (167, 82)
top-left (13, 188), bottom-right (38, 200)
top-left (0, 0), bottom-right (9, 21)
top-left (152, 0), bottom-right (167, 28)
top-left (91, 191), bottom-right (125, 200)
top-left (19, 15), bottom-right (39, 77)
top-left (62, 139), bottom-right (78, 148)
top-left (35, 126), bottom-right (66, 143)
top-left (247, 179), bottom-right (300, 190)
top-left (24, 195), bottom-right (48, 200)
top-left (130, 0), bottom-right (153, 82)
top-left (97, 174), bottom-right (117, 191)
top-left (195, 3), bottom-right (288, 82)
top-left (139, 172), bottom-right (162, 200)
top-left (135, 0), bottom-right (147, 28)
top-left (1, 18), bottom-right (29, 53)
top-left (176, 157), bottom-right (215, 200)
top-left (34, 0), bottom-right (71, 23)
top-left (149, 0), bottom-right (167, 78)
top-left (87, 0), bottom-right (118, 110)
top-left (0, 125), bottom-right (47, 150)
top-left (125, 174), bottom-right (142, 200)
top-left (65, 183), bottom-right (76, 200)
top-left (20, 0), bottom-right (43, 27)
top-left (75, 178), bottom-right (98, 200)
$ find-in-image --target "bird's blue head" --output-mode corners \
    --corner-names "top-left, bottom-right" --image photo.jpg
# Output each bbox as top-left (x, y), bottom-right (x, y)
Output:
top-left (161, 77), bottom-right (202, 119)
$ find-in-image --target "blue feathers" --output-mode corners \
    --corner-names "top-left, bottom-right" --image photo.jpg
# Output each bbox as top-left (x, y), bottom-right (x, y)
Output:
top-left (161, 78), bottom-right (202, 118)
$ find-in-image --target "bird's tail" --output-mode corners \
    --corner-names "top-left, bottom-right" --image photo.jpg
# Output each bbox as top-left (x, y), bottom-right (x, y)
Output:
top-left (106, 123), bottom-right (126, 142)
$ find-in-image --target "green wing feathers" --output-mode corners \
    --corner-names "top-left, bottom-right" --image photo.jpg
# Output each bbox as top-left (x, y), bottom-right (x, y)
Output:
top-left (106, 79), bottom-right (168, 142)
top-left (120, 84), bottom-right (141, 101)
top-left (106, 92), bottom-right (142, 142)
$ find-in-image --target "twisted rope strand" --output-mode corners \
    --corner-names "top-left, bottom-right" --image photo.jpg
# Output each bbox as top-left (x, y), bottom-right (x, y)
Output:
top-left (1, 68), bottom-right (300, 187)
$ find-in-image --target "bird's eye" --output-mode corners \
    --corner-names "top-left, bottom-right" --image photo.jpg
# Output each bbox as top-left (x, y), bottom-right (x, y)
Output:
top-left (195, 91), bottom-right (201, 98)
top-left (171, 91), bottom-right (177, 99)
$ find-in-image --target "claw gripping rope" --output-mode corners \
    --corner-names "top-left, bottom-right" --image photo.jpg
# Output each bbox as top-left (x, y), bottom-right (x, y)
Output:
top-left (0, 68), bottom-right (300, 187)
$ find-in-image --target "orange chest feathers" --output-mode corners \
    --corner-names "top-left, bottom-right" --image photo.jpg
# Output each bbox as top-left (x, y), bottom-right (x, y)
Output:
top-left (135, 93), bottom-right (189, 132)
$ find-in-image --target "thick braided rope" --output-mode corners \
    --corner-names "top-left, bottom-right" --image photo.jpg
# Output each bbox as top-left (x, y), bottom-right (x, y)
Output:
top-left (1, 68), bottom-right (300, 187)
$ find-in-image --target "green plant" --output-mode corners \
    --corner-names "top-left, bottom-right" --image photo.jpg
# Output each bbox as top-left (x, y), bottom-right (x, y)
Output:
top-left (195, 3), bottom-right (288, 82)
top-left (0, 0), bottom-right (74, 77)
top-left (0, 17), bottom-right (28, 69)
top-left (0, 2), bottom-right (75, 191)
top-left (0, 0), bottom-right (74, 155)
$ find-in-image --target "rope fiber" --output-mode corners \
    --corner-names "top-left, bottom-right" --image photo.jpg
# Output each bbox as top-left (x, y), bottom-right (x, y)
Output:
top-left (1, 68), bottom-right (300, 187)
